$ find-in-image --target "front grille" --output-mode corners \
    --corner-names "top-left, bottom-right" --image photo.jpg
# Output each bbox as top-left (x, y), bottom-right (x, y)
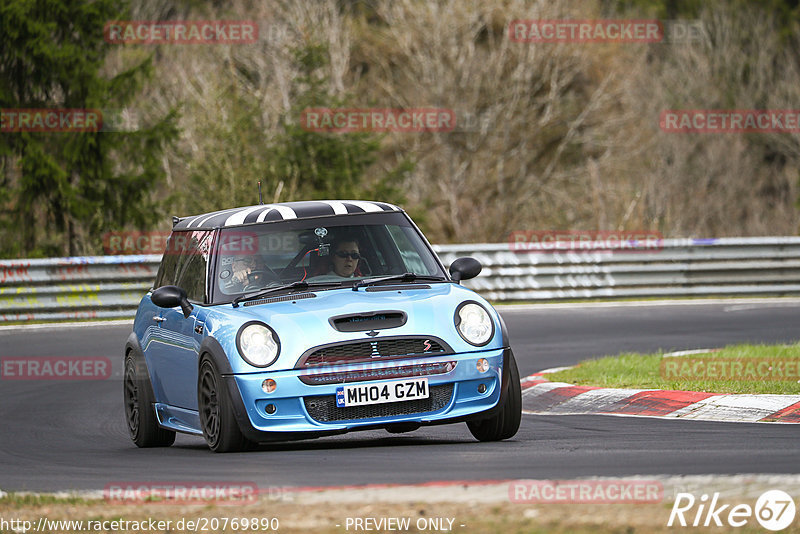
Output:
top-left (299, 337), bottom-right (449, 368)
top-left (299, 361), bottom-right (456, 385)
top-left (303, 384), bottom-right (454, 423)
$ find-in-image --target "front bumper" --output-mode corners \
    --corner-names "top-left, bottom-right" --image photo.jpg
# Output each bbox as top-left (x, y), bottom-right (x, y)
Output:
top-left (225, 347), bottom-right (508, 442)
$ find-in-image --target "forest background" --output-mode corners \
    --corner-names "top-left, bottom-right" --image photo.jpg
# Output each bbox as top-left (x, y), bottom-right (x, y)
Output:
top-left (1, 0), bottom-right (799, 258)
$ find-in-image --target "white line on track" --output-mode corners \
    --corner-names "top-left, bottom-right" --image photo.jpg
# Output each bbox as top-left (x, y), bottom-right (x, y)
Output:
top-left (0, 319), bottom-right (133, 332)
top-left (496, 297), bottom-right (800, 311)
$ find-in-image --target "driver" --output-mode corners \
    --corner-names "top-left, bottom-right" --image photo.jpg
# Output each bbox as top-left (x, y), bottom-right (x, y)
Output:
top-left (231, 255), bottom-right (257, 285)
top-left (221, 254), bottom-right (269, 294)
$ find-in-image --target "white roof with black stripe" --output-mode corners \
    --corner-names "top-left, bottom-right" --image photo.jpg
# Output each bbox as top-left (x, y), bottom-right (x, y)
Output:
top-left (173, 200), bottom-right (403, 230)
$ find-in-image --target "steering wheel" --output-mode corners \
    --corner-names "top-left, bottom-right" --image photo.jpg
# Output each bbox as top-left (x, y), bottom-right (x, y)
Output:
top-left (241, 268), bottom-right (281, 292)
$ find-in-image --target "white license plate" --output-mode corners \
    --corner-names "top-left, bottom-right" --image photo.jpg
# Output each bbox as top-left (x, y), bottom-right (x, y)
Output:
top-left (336, 378), bottom-right (429, 408)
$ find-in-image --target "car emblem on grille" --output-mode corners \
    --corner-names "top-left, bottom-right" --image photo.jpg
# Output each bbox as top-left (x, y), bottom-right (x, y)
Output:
top-left (423, 339), bottom-right (432, 352)
top-left (365, 330), bottom-right (379, 337)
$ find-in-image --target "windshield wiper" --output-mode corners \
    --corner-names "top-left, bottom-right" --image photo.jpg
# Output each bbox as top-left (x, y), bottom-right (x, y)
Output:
top-left (352, 273), bottom-right (447, 291)
top-left (232, 281), bottom-right (344, 307)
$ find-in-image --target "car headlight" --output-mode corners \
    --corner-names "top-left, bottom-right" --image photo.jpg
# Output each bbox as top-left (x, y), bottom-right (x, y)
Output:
top-left (236, 322), bottom-right (280, 367)
top-left (454, 302), bottom-right (494, 346)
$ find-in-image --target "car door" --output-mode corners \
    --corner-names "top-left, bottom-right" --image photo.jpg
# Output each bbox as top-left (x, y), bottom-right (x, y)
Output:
top-left (145, 230), bottom-right (213, 410)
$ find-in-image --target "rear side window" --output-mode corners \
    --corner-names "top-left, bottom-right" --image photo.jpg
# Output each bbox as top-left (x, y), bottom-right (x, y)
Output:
top-left (154, 230), bottom-right (214, 303)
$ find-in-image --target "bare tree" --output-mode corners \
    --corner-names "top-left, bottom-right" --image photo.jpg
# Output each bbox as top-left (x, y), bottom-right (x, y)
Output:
top-left (631, 3), bottom-right (800, 237)
top-left (106, 0), bottom-right (800, 241)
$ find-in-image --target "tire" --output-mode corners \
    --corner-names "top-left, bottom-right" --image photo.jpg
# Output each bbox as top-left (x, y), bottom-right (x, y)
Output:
top-left (124, 353), bottom-right (176, 448)
top-left (467, 350), bottom-right (522, 442)
top-left (198, 358), bottom-right (254, 453)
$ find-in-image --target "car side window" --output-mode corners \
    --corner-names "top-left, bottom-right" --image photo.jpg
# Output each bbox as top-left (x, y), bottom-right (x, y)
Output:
top-left (155, 230), bottom-right (213, 303)
top-left (154, 239), bottom-right (179, 288)
top-left (386, 225), bottom-right (436, 274)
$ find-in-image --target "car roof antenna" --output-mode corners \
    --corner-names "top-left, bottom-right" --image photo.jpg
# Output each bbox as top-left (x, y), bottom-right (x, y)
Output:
top-left (257, 181), bottom-right (264, 205)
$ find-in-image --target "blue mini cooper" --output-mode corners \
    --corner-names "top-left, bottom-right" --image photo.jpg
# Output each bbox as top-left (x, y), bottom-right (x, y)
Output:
top-left (125, 200), bottom-right (521, 452)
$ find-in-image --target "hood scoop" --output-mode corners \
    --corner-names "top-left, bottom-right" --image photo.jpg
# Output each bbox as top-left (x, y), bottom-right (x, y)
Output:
top-left (329, 310), bottom-right (407, 332)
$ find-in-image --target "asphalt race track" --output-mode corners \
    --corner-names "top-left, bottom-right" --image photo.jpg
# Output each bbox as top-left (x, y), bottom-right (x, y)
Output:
top-left (1, 300), bottom-right (799, 492)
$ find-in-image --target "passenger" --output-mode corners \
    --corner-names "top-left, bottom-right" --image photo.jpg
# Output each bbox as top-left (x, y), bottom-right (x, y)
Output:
top-left (329, 237), bottom-right (361, 278)
top-left (308, 236), bottom-right (362, 281)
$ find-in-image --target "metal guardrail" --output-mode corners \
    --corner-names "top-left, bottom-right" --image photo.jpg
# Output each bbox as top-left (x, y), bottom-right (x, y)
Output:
top-left (438, 237), bottom-right (800, 301)
top-left (2, 237), bottom-right (800, 322)
top-left (0, 255), bottom-right (160, 322)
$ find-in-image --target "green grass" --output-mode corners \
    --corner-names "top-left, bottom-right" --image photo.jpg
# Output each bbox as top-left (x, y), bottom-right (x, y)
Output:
top-left (0, 492), bottom-right (94, 507)
top-left (546, 343), bottom-right (800, 394)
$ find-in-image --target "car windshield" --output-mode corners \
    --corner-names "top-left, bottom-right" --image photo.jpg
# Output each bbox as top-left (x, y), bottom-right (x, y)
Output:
top-left (211, 213), bottom-right (446, 303)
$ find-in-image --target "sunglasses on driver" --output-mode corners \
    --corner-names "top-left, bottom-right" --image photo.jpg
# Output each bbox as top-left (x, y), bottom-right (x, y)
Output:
top-left (334, 251), bottom-right (361, 260)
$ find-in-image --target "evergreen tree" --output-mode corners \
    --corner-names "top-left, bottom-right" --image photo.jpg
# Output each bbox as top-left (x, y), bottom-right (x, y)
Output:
top-left (0, 0), bottom-right (178, 257)
top-left (183, 41), bottom-right (411, 215)
top-left (266, 43), bottom-right (412, 203)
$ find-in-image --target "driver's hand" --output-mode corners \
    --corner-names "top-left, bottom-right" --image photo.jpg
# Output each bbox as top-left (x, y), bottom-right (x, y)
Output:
top-left (232, 260), bottom-right (253, 283)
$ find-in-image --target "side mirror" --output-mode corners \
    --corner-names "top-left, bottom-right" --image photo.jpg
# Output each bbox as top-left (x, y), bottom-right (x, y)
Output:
top-left (151, 285), bottom-right (194, 318)
top-left (449, 257), bottom-right (482, 283)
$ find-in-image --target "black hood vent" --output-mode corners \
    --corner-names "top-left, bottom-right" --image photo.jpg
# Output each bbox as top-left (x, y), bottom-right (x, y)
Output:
top-left (329, 311), bottom-right (407, 332)
top-left (243, 292), bottom-right (316, 306)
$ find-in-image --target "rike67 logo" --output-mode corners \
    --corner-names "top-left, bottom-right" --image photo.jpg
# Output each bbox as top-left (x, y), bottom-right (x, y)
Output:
top-left (668, 490), bottom-right (796, 531)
